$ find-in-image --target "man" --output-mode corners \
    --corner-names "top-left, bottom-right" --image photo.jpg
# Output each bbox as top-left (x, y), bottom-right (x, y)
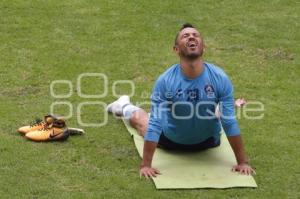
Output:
top-left (107, 23), bottom-right (256, 178)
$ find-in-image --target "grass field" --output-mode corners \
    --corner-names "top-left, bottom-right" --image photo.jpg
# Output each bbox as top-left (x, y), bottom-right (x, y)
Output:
top-left (0, 0), bottom-right (299, 198)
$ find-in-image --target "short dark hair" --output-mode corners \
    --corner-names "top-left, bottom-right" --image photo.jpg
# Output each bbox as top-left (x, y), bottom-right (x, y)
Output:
top-left (180, 23), bottom-right (194, 30)
top-left (174, 23), bottom-right (195, 45)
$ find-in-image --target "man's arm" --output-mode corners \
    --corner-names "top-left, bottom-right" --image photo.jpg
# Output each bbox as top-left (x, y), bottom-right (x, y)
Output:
top-left (140, 76), bottom-right (166, 178)
top-left (227, 135), bottom-right (256, 175)
top-left (139, 141), bottom-right (161, 178)
top-left (218, 74), bottom-right (255, 175)
top-left (227, 135), bottom-right (248, 164)
top-left (141, 141), bottom-right (157, 167)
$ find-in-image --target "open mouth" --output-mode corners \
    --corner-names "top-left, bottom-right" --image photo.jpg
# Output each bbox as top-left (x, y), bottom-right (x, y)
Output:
top-left (187, 42), bottom-right (198, 48)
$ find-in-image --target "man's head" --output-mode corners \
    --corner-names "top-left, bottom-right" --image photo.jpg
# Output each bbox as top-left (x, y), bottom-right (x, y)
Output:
top-left (173, 23), bottom-right (204, 60)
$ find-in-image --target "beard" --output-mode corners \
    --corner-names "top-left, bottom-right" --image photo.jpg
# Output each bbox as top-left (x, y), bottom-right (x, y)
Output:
top-left (179, 47), bottom-right (203, 60)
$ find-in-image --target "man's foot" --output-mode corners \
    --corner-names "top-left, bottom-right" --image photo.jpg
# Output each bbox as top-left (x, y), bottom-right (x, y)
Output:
top-left (106, 95), bottom-right (130, 116)
top-left (215, 98), bottom-right (247, 118)
top-left (235, 98), bottom-right (247, 107)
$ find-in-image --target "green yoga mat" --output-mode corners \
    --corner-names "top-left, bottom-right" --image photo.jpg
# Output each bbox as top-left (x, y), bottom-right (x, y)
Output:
top-left (122, 119), bottom-right (257, 189)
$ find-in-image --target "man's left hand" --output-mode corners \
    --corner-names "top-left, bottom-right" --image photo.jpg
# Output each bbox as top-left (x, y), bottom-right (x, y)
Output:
top-left (232, 163), bottom-right (256, 175)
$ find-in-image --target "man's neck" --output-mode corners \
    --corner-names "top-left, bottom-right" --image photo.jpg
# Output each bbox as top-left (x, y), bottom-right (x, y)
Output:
top-left (180, 58), bottom-right (204, 79)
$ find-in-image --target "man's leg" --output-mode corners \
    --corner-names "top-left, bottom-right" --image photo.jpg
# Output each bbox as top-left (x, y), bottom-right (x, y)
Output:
top-left (128, 109), bottom-right (149, 137)
top-left (107, 95), bottom-right (149, 137)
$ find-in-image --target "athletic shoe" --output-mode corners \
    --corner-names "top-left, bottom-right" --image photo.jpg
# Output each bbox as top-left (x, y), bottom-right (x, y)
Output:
top-left (25, 118), bottom-right (69, 142)
top-left (18, 115), bottom-right (56, 135)
top-left (106, 95), bottom-right (130, 116)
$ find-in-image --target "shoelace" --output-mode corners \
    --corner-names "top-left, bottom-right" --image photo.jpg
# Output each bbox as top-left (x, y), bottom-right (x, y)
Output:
top-left (29, 119), bottom-right (45, 127)
top-left (40, 123), bottom-right (53, 131)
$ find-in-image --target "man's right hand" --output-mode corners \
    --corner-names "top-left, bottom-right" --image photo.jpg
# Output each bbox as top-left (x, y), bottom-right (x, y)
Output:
top-left (139, 166), bottom-right (161, 179)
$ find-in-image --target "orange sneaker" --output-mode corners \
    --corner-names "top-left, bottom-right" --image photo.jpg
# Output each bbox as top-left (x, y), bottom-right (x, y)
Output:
top-left (25, 118), bottom-right (69, 142)
top-left (18, 115), bottom-right (56, 135)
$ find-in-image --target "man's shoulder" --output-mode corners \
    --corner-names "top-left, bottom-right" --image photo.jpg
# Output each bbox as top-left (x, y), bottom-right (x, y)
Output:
top-left (161, 63), bottom-right (179, 77)
top-left (156, 63), bottom-right (179, 83)
top-left (205, 62), bottom-right (230, 79)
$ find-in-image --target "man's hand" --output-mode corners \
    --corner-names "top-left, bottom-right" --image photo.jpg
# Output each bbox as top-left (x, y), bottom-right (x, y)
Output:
top-left (140, 141), bottom-right (158, 179)
top-left (140, 166), bottom-right (161, 179)
top-left (227, 135), bottom-right (256, 175)
top-left (232, 163), bottom-right (256, 175)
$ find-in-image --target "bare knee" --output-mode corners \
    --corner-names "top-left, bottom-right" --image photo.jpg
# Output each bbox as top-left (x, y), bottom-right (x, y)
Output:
top-left (129, 109), bottom-right (149, 137)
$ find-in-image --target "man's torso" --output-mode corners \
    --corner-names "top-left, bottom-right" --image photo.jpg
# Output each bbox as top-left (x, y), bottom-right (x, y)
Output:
top-left (157, 62), bottom-right (228, 144)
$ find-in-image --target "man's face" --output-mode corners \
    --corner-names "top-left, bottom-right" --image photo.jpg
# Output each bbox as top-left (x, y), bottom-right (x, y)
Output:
top-left (174, 27), bottom-right (204, 60)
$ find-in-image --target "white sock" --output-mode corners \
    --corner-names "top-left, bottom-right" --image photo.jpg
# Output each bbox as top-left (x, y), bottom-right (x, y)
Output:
top-left (122, 104), bottom-right (141, 121)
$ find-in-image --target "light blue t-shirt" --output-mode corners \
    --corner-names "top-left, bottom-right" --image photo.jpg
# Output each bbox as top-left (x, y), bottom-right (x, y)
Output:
top-left (144, 62), bottom-right (240, 145)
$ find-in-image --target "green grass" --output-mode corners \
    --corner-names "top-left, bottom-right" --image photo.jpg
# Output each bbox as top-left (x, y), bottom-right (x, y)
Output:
top-left (0, 0), bottom-right (299, 198)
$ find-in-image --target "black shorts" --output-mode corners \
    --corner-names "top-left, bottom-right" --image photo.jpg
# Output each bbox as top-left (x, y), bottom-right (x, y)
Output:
top-left (157, 133), bottom-right (220, 152)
